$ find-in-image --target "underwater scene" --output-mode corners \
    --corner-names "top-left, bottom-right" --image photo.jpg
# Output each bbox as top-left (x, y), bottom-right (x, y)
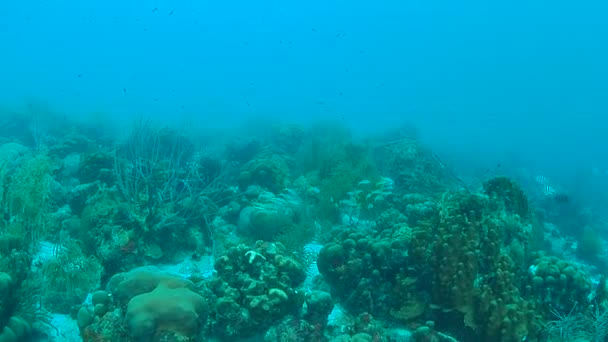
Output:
top-left (1, 1), bottom-right (608, 342)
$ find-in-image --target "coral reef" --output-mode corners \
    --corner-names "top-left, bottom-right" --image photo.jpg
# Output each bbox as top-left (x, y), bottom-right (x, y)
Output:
top-left (0, 115), bottom-right (607, 342)
top-left (81, 266), bottom-right (208, 341)
top-left (206, 241), bottom-right (306, 338)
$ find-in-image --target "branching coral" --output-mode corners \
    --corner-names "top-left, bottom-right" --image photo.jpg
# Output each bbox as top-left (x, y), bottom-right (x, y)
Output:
top-left (427, 184), bottom-right (541, 341)
top-left (317, 220), bottom-right (414, 321)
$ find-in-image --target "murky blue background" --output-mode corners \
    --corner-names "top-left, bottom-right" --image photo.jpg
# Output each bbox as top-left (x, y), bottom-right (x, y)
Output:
top-left (1, 0), bottom-right (607, 209)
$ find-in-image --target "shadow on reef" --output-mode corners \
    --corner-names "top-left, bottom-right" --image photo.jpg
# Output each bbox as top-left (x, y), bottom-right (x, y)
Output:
top-left (0, 111), bottom-right (607, 342)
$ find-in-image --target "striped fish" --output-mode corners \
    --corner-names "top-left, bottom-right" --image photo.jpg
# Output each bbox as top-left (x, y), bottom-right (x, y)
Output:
top-left (535, 175), bottom-right (556, 196)
top-left (535, 175), bottom-right (569, 203)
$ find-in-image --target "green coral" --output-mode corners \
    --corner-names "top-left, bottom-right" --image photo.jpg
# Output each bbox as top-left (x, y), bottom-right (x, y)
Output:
top-left (316, 146), bottom-right (378, 223)
top-left (529, 255), bottom-right (593, 314)
top-left (338, 177), bottom-right (396, 224)
top-left (126, 283), bottom-right (207, 340)
top-left (426, 186), bottom-right (540, 340)
top-left (239, 152), bottom-right (291, 193)
top-left (78, 150), bottom-right (115, 184)
top-left (103, 266), bottom-right (207, 340)
top-left (483, 176), bottom-right (530, 219)
top-left (207, 241), bottom-right (306, 338)
top-left (238, 191), bottom-right (301, 241)
top-left (0, 251), bottom-right (36, 342)
top-left (0, 143), bottom-right (28, 213)
top-left (317, 222), bottom-right (413, 320)
top-left (269, 123), bottom-right (306, 154)
top-left (47, 129), bottom-right (96, 158)
top-left (316, 177), bottom-right (550, 341)
top-left (373, 138), bottom-right (456, 196)
top-left (431, 190), bottom-right (490, 309)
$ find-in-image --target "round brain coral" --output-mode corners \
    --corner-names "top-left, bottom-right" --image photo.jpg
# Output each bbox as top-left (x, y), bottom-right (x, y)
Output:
top-left (107, 266), bottom-right (208, 340)
top-left (125, 283), bottom-right (208, 340)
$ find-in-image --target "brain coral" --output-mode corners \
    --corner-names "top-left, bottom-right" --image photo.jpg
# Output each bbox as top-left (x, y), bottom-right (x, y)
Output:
top-left (107, 266), bottom-right (208, 340)
top-left (125, 283), bottom-right (207, 339)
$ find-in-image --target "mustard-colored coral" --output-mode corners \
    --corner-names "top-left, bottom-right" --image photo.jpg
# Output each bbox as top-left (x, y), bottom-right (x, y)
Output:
top-left (126, 283), bottom-right (207, 339)
top-left (106, 266), bottom-right (208, 340)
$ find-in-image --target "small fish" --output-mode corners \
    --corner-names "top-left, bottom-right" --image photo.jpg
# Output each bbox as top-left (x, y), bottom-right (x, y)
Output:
top-left (152, 7), bottom-right (158, 12)
top-left (544, 185), bottom-right (556, 197)
top-left (168, 11), bottom-right (174, 15)
top-left (376, 177), bottom-right (394, 190)
top-left (535, 175), bottom-right (556, 196)
top-left (553, 193), bottom-right (570, 203)
top-left (308, 186), bottom-right (320, 195)
top-left (535, 175), bottom-right (569, 202)
top-left (535, 175), bottom-right (549, 184)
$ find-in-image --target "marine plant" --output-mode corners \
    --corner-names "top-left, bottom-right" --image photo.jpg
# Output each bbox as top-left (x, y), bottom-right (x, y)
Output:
top-left (7, 151), bottom-right (56, 244)
top-left (40, 238), bottom-right (103, 312)
top-left (543, 303), bottom-right (608, 342)
top-left (113, 119), bottom-right (196, 210)
top-left (43, 239), bottom-right (102, 293)
top-left (316, 143), bottom-right (378, 223)
top-left (112, 119), bottom-right (234, 261)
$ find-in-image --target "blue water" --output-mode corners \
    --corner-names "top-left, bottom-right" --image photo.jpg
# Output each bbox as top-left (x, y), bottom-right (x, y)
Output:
top-left (1, 0), bottom-right (607, 208)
